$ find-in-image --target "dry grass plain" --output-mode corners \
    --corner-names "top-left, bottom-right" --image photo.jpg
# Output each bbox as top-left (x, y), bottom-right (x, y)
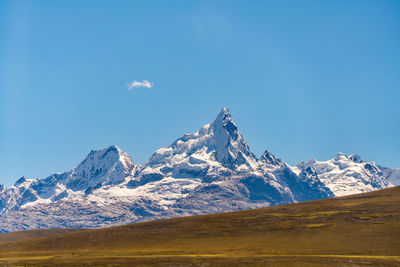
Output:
top-left (0, 186), bottom-right (399, 266)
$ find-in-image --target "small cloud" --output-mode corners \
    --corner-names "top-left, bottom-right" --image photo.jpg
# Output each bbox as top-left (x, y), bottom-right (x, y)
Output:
top-left (56, 70), bottom-right (63, 75)
top-left (126, 80), bottom-right (153, 90)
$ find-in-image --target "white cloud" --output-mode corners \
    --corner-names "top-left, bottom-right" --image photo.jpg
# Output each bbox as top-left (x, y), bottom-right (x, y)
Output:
top-left (126, 80), bottom-right (153, 90)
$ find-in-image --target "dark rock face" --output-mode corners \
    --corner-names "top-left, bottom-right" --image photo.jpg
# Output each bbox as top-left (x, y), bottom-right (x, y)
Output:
top-left (14, 177), bottom-right (26, 187)
top-left (349, 154), bottom-right (363, 163)
top-left (260, 151), bottom-right (283, 166)
top-left (241, 176), bottom-right (288, 204)
top-left (294, 167), bottom-right (334, 201)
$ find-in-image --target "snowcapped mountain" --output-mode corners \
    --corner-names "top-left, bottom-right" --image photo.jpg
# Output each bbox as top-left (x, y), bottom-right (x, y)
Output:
top-left (139, 108), bottom-right (259, 177)
top-left (0, 145), bottom-right (136, 213)
top-left (294, 153), bottom-right (398, 196)
top-left (0, 108), bottom-right (397, 232)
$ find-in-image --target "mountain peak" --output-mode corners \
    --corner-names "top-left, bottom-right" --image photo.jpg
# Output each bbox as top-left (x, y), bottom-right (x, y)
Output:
top-left (218, 106), bottom-right (231, 116)
top-left (207, 108), bottom-right (256, 168)
top-left (334, 152), bottom-right (348, 161)
top-left (212, 107), bottom-right (233, 125)
top-left (14, 176), bottom-right (27, 187)
top-left (260, 150), bottom-right (283, 166)
top-left (67, 145), bottom-right (135, 190)
top-left (333, 153), bottom-right (363, 163)
top-left (211, 107), bottom-right (238, 140)
top-left (144, 107), bottom-right (257, 173)
top-left (87, 145), bottom-right (122, 157)
top-left (349, 154), bottom-right (363, 163)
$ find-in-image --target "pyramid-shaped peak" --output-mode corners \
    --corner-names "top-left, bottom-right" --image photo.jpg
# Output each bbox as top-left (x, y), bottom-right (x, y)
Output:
top-left (210, 107), bottom-right (239, 140)
top-left (220, 107), bottom-right (231, 116)
top-left (146, 107), bottom-right (257, 171)
top-left (212, 107), bottom-right (233, 124)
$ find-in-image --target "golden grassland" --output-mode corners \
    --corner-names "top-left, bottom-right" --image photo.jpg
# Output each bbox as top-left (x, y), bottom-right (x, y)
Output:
top-left (0, 228), bottom-right (83, 244)
top-left (0, 186), bottom-right (399, 266)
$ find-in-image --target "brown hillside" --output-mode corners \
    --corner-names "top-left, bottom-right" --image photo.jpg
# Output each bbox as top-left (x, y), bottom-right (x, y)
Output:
top-left (0, 186), bottom-right (399, 266)
top-left (0, 228), bottom-right (83, 244)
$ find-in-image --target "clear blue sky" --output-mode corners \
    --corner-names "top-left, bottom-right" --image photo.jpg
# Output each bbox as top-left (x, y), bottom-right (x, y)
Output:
top-left (1, 0), bottom-right (399, 186)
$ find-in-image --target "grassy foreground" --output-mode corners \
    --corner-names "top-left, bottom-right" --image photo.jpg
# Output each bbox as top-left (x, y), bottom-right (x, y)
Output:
top-left (0, 186), bottom-right (399, 266)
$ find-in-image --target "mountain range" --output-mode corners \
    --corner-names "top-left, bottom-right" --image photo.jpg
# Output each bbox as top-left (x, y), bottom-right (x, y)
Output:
top-left (0, 108), bottom-right (398, 232)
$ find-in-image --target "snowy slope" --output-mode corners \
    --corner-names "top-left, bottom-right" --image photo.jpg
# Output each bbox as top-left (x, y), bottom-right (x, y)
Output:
top-left (257, 151), bottom-right (333, 202)
top-left (0, 108), bottom-right (396, 232)
top-left (0, 145), bottom-right (136, 214)
top-left (134, 108), bottom-right (260, 182)
top-left (133, 108), bottom-right (331, 208)
top-left (294, 153), bottom-right (395, 196)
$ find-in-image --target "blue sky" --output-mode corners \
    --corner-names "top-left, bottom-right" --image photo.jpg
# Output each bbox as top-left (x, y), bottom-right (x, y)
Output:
top-left (0, 0), bottom-right (399, 186)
